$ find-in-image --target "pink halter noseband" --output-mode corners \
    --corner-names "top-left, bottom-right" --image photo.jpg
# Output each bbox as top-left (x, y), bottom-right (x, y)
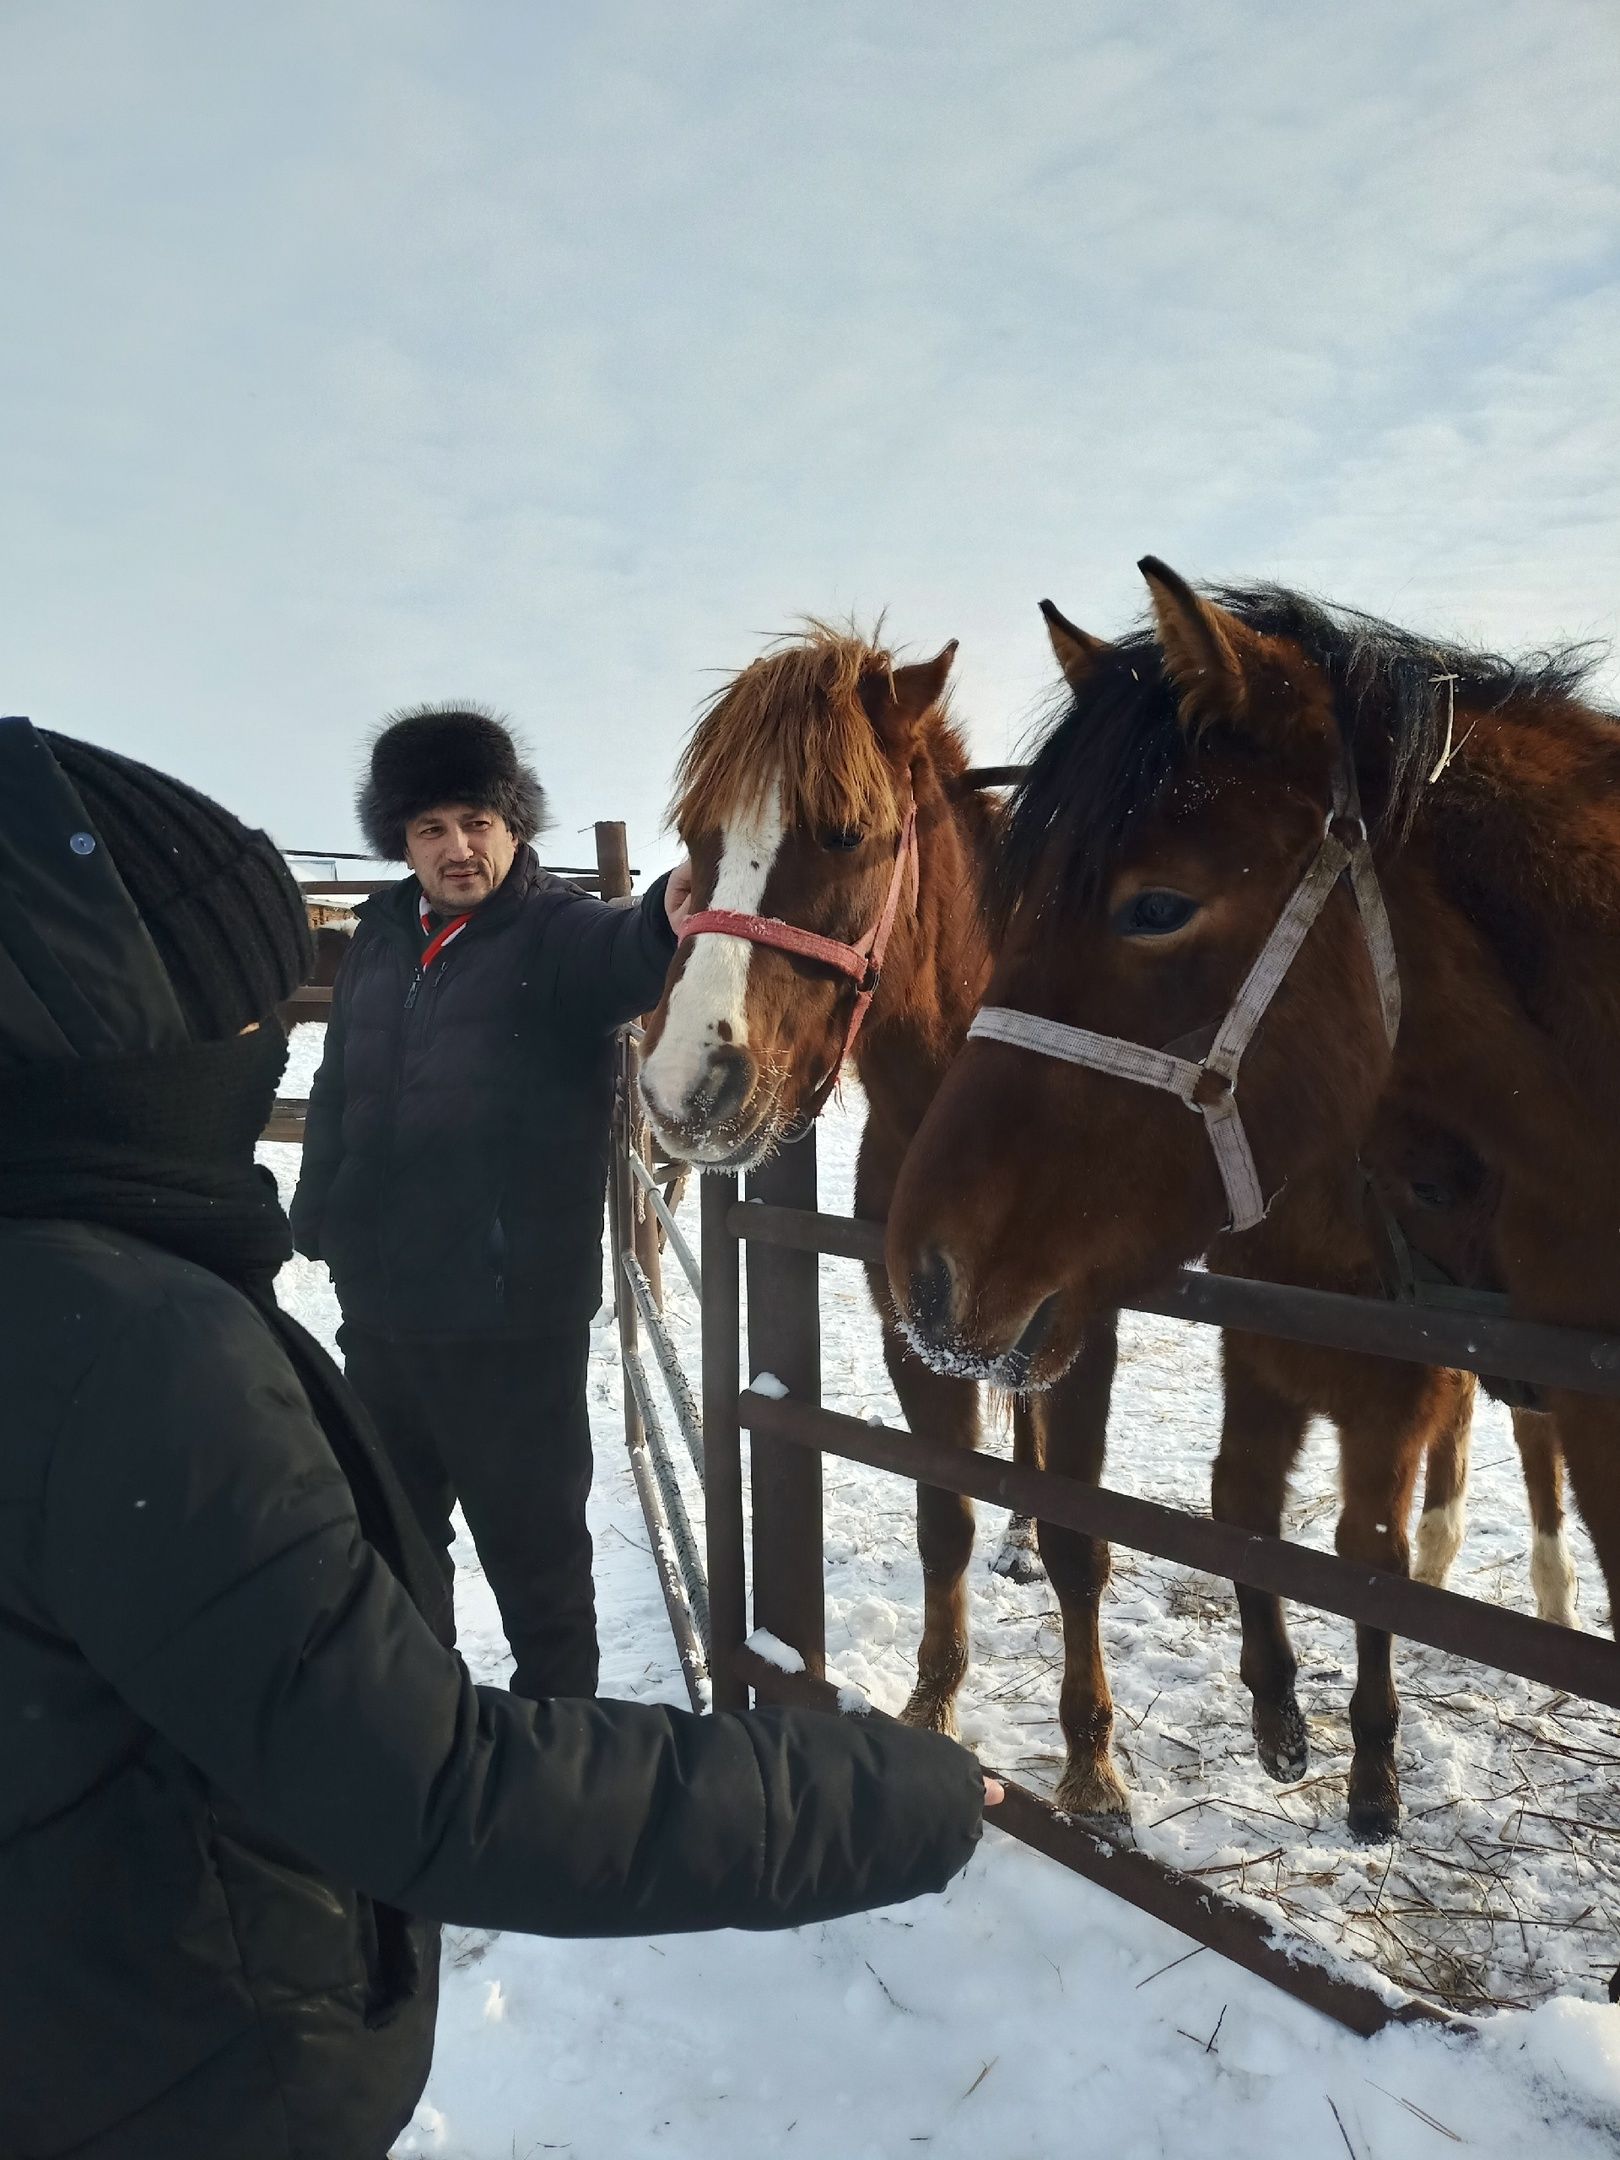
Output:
top-left (678, 803), bottom-right (919, 1112)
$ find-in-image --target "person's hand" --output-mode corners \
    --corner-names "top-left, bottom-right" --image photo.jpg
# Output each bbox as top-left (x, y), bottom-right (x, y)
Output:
top-left (983, 1777), bottom-right (1004, 1807)
top-left (665, 858), bottom-right (695, 936)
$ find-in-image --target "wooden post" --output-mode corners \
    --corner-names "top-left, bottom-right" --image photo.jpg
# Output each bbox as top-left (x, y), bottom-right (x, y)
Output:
top-left (594, 820), bottom-right (665, 1311)
top-left (595, 823), bottom-right (644, 1464)
top-left (743, 1131), bottom-right (826, 1676)
top-left (701, 1171), bottom-right (748, 1710)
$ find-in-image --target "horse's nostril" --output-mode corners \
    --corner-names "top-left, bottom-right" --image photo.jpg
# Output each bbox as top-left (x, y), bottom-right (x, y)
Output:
top-left (907, 1249), bottom-right (957, 1345)
top-left (699, 1044), bottom-right (753, 1124)
top-left (1013, 1293), bottom-right (1058, 1367)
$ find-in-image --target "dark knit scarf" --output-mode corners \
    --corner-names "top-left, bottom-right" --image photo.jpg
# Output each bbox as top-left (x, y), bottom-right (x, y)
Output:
top-left (0, 1027), bottom-right (452, 1645)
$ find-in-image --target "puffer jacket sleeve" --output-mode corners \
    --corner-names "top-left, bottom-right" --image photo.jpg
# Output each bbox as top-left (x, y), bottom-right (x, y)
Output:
top-left (544, 875), bottom-right (678, 1032)
top-left (288, 947), bottom-right (353, 1261)
top-left (41, 1286), bottom-right (984, 1936)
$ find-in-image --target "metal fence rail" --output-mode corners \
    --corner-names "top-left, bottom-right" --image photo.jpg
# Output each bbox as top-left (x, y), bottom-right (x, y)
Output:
top-left (621, 1252), bottom-right (705, 1486)
top-left (731, 1643), bottom-right (1459, 2039)
top-left (628, 1152), bottom-right (701, 1298)
top-left (597, 818), bottom-right (718, 1711)
top-left (738, 1388), bottom-right (1620, 1710)
top-left (727, 1201), bottom-right (1620, 1398)
top-left (682, 1127), bottom-right (1620, 2041)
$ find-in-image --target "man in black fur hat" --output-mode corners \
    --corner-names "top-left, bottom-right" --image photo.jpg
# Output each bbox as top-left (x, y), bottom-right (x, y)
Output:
top-left (292, 704), bottom-right (693, 1699)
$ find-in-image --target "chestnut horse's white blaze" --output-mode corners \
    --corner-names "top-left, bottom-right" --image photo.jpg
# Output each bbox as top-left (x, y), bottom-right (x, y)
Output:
top-left (640, 780), bottom-right (784, 1143)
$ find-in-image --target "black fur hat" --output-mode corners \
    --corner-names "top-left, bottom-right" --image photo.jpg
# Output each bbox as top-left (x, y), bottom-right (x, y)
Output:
top-left (358, 703), bottom-right (549, 861)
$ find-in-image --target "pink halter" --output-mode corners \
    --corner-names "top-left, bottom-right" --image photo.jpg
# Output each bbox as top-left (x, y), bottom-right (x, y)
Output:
top-left (678, 803), bottom-right (919, 1108)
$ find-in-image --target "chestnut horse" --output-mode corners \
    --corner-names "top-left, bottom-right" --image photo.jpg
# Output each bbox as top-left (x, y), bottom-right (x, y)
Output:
top-left (637, 625), bottom-right (1124, 1797)
top-left (889, 563), bottom-right (1611, 1835)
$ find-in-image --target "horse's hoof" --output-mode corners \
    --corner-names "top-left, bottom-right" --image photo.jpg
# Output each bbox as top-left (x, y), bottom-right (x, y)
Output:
top-left (1347, 1793), bottom-right (1402, 1845)
top-left (1055, 1754), bottom-right (1132, 1821)
top-left (899, 1687), bottom-right (960, 1739)
top-left (1252, 1698), bottom-right (1309, 1784)
top-left (990, 1541), bottom-right (1046, 1585)
top-left (990, 1512), bottom-right (1045, 1583)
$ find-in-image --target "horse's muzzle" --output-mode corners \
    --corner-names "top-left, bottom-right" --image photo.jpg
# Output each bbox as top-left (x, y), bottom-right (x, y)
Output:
top-left (639, 1045), bottom-right (780, 1169)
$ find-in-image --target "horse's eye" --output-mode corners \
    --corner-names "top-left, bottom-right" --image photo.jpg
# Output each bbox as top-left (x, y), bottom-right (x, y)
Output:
top-left (1114, 890), bottom-right (1198, 937)
top-left (821, 828), bottom-right (865, 851)
top-left (1410, 1181), bottom-right (1454, 1211)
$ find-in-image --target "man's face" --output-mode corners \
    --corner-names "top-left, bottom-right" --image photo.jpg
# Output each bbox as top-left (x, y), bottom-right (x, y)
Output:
top-left (404, 804), bottom-right (518, 914)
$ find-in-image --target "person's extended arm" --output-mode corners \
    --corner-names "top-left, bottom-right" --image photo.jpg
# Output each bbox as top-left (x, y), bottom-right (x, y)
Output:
top-left (543, 876), bottom-right (681, 1032)
top-left (43, 1290), bottom-right (985, 1936)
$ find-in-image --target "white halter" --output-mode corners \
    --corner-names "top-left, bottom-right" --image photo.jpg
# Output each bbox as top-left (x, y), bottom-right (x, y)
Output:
top-left (968, 762), bottom-right (1401, 1234)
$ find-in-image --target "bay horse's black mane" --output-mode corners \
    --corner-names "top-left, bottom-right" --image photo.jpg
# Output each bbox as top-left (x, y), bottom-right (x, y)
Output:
top-left (993, 582), bottom-right (1603, 931)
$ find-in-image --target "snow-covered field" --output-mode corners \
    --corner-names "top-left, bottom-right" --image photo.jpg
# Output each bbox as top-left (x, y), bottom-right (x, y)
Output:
top-left (263, 1029), bottom-right (1620, 2158)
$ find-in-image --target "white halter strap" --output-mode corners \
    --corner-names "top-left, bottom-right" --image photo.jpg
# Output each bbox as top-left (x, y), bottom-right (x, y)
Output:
top-left (968, 763), bottom-right (1401, 1234)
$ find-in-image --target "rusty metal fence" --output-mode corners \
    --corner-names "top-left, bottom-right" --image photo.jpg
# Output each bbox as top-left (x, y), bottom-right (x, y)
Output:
top-left (668, 1129), bottom-right (1620, 2040)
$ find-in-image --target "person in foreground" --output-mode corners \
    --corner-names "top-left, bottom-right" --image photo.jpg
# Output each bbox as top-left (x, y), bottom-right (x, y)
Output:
top-left (0, 718), bottom-right (994, 2160)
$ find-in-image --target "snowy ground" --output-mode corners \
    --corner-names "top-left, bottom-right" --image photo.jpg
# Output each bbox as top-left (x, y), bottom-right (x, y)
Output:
top-left (263, 1030), bottom-right (1620, 2157)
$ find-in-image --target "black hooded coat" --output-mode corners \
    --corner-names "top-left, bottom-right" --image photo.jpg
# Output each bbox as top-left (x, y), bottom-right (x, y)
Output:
top-left (0, 722), bottom-right (986, 2160)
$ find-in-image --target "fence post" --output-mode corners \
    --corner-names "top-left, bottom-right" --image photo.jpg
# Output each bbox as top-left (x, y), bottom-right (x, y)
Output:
top-left (595, 823), bottom-right (644, 1469)
top-left (594, 820), bottom-right (665, 1310)
top-left (743, 1130), bottom-right (826, 1676)
top-left (701, 1172), bottom-right (748, 1710)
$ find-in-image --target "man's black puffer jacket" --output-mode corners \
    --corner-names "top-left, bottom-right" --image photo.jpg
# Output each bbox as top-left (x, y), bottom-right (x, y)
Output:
top-left (292, 849), bottom-right (676, 1337)
top-left (0, 1218), bottom-right (985, 2160)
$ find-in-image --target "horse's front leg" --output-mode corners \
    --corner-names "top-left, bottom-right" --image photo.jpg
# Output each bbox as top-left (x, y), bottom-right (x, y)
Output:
top-left (1213, 1340), bottom-right (1312, 1784)
top-left (1512, 1407), bottom-right (1579, 1628)
top-left (989, 1398), bottom-right (1045, 1584)
top-left (1540, 1393), bottom-right (1620, 1637)
top-left (1036, 1314), bottom-right (1127, 1818)
top-left (1331, 1360), bottom-right (1451, 1844)
top-left (873, 1300), bottom-right (981, 1736)
top-left (1411, 1370), bottom-right (1474, 1590)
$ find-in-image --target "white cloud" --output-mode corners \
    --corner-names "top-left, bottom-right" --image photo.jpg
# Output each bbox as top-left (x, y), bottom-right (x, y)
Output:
top-left (1, 0), bottom-right (1614, 871)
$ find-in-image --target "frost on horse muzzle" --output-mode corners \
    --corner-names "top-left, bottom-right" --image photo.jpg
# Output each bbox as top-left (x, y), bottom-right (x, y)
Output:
top-left (969, 762), bottom-right (1402, 1234)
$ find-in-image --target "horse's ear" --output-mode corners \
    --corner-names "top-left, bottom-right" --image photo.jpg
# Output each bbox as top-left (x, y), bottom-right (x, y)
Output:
top-left (862, 641), bottom-right (958, 747)
top-left (1039, 599), bottom-right (1110, 690)
top-left (1139, 557), bottom-right (1256, 730)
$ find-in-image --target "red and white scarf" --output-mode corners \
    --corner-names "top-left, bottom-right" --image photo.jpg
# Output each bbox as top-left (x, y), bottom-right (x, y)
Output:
top-left (418, 893), bottom-right (473, 969)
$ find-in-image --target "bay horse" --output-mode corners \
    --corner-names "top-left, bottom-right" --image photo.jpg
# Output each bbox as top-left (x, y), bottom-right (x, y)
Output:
top-left (888, 563), bottom-right (1612, 1835)
top-left (636, 624), bottom-right (1126, 1802)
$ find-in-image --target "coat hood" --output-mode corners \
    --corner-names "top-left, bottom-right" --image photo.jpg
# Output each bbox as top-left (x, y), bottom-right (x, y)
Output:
top-left (0, 716), bottom-right (189, 1064)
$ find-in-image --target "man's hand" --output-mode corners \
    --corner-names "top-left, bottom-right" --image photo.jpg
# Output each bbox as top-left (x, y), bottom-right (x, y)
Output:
top-left (665, 858), bottom-right (696, 936)
top-left (983, 1777), bottom-right (1004, 1808)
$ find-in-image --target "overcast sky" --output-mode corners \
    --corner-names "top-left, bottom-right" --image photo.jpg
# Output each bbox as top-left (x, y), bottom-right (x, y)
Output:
top-left (4, 0), bottom-right (1616, 876)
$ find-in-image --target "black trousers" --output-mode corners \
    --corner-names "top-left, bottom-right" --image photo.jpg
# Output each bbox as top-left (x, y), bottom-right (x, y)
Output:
top-left (339, 1326), bottom-right (599, 1699)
